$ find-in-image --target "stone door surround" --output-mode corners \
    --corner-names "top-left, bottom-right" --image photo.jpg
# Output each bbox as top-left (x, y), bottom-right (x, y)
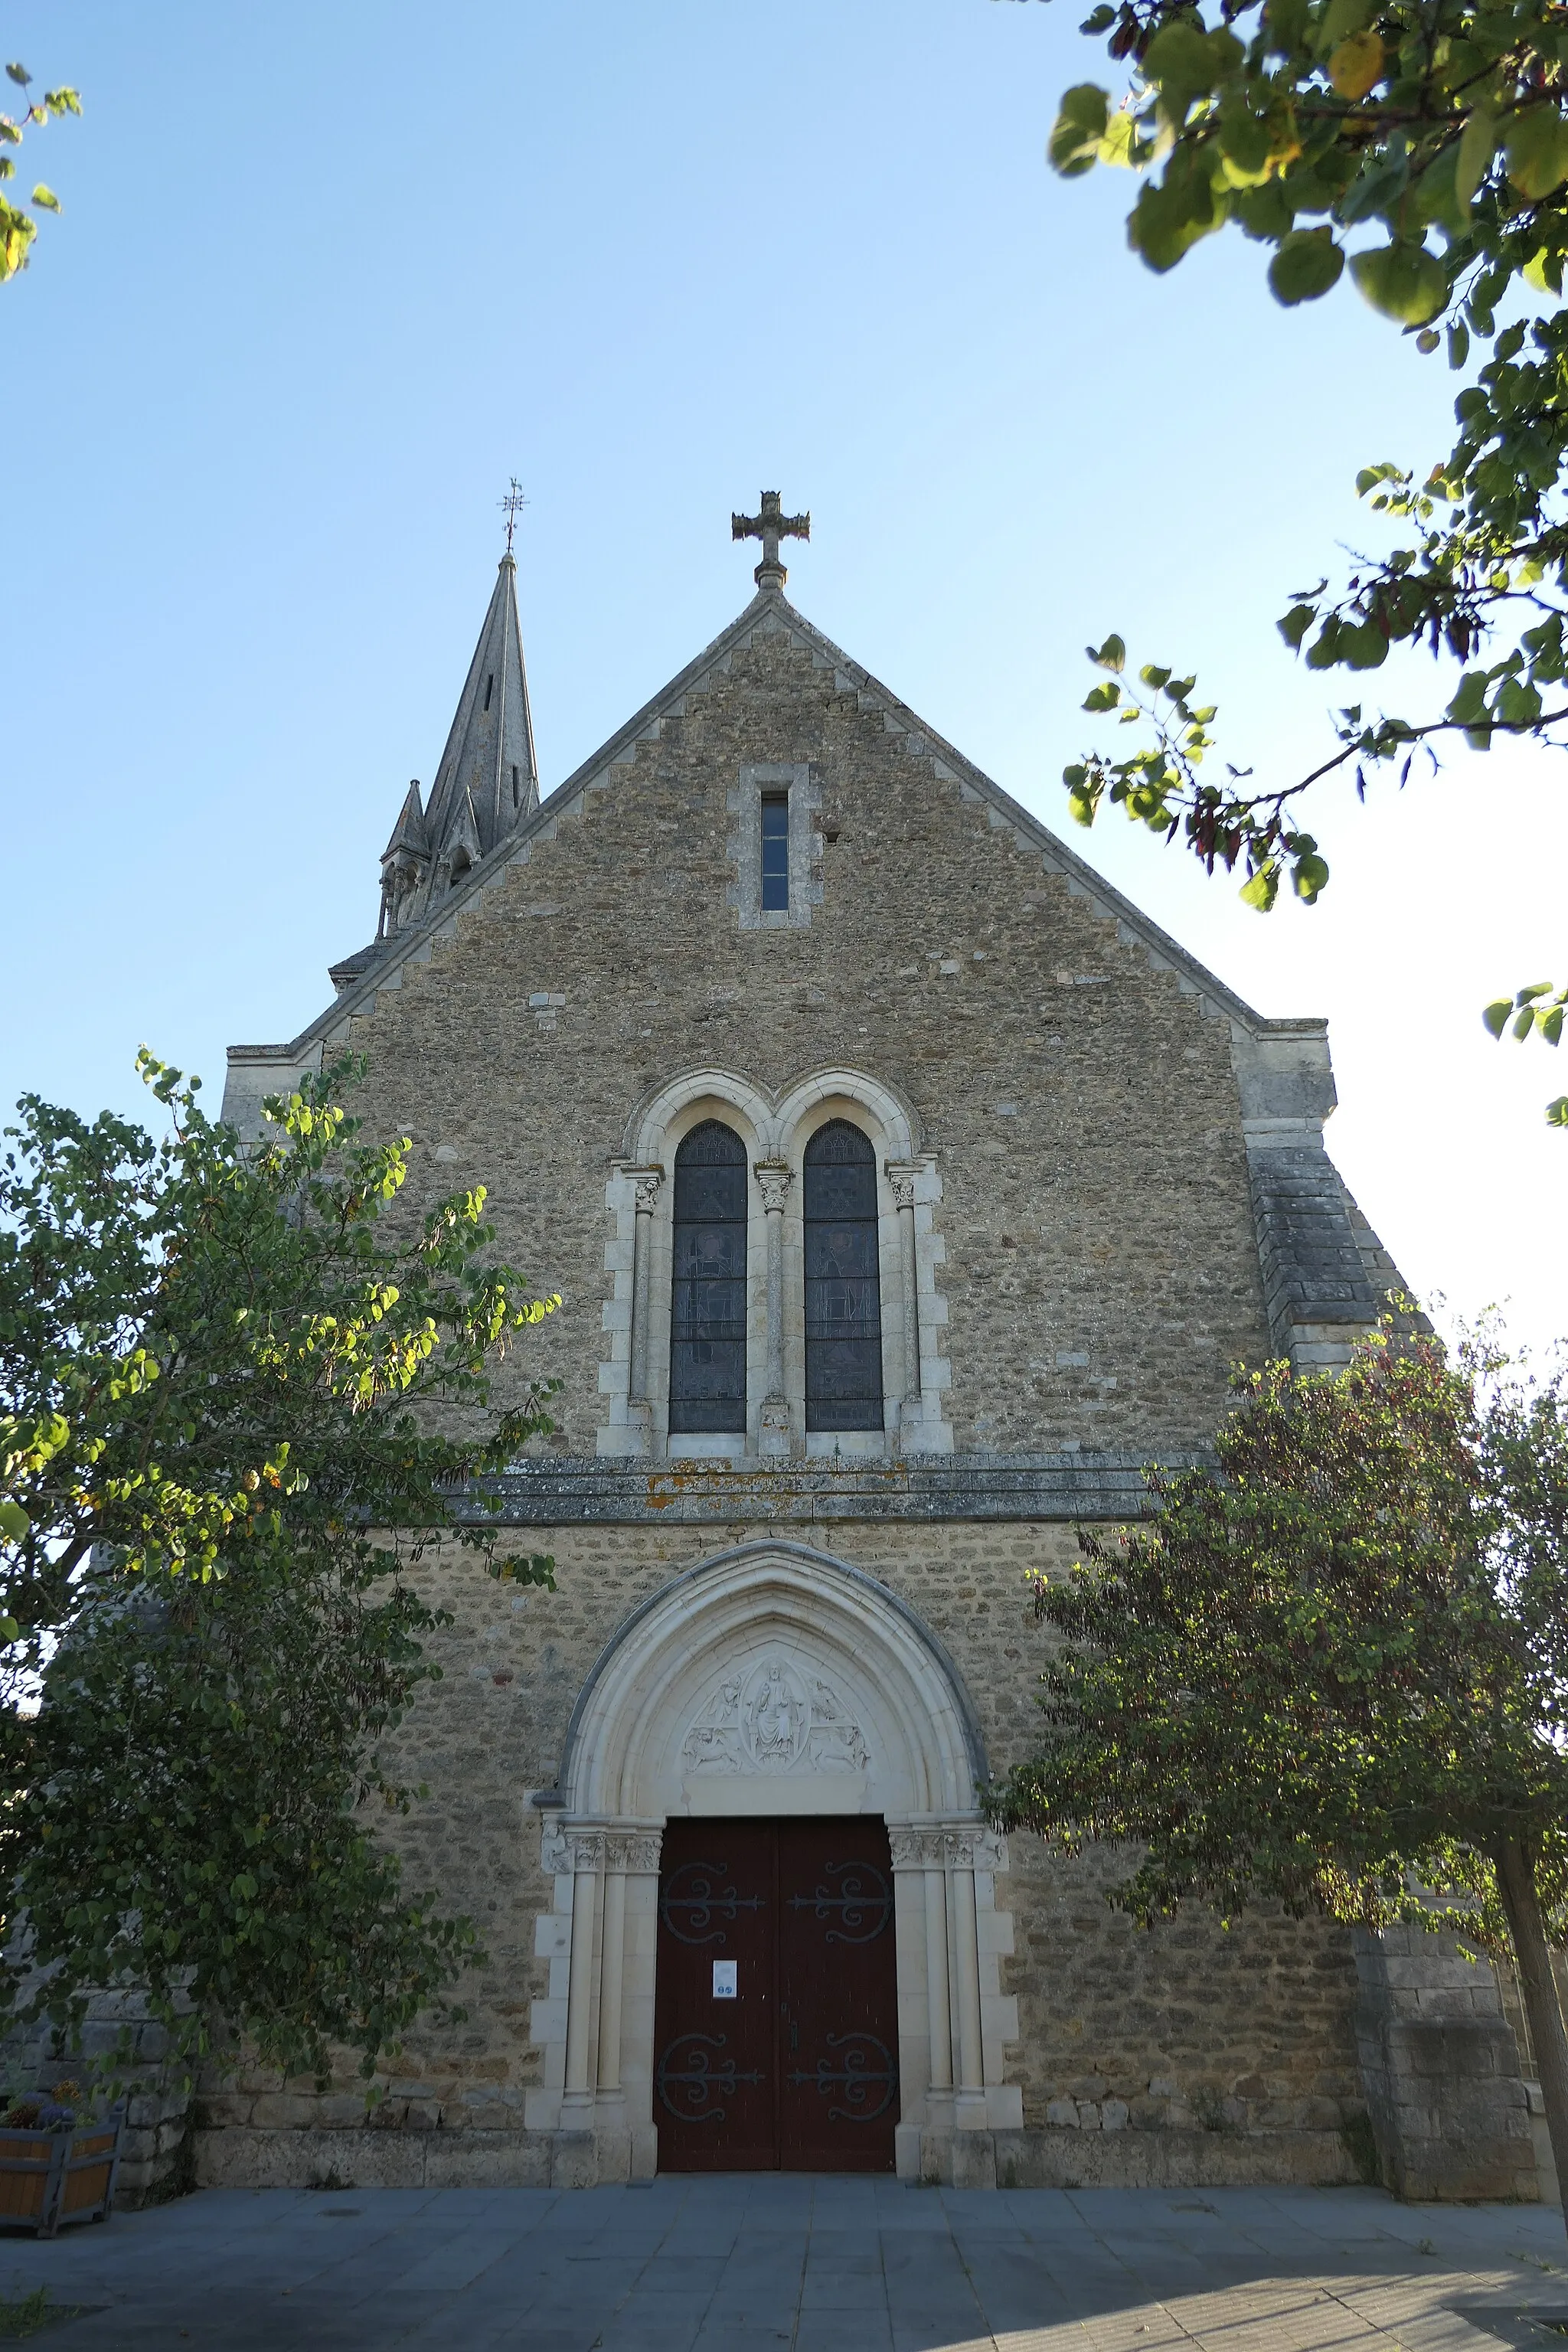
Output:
top-left (527, 1539), bottom-right (1020, 2184)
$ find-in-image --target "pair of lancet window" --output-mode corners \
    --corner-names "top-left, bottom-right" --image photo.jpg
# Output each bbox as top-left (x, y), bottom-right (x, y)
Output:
top-left (668, 1119), bottom-right (883, 1434)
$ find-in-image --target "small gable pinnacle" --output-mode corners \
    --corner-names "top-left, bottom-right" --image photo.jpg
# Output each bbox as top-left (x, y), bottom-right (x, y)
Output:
top-left (381, 779), bottom-right (428, 863)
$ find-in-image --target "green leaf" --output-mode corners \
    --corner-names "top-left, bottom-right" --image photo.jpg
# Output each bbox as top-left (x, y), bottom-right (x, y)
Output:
top-left (1482, 1000), bottom-right (1513, 1039)
top-left (0, 1498), bottom-right (28, 1542)
top-left (1341, 619), bottom-right (1390, 670)
top-left (1232, 179), bottom-right (1295, 240)
top-left (1505, 108), bottom-right (1568, 201)
top-left (1217, 104), bottom-right (1272, 185)
top-left (1316, 0), bottom-right (1374, 53)
top-left (1455, 108), bottom-right (1498, 208)
top-left (1495, 675), bottom-right (1543, 726)
top-left (1541, 1006), bottom-right (1564, 1047)
top-left (1269, 228), bottom-right (1344, 306)
top-left (4, 63), bottom-right (29, 87)
top-left (1083, 681), bottom-right (1122, 711)
top-left (1279, 603), bottom-right (1317, 649)
top-left (1547, 1096), bottom-right (1568, 1127)
top-left (1089, 634), bottom-right (1125, 673)
top-left (1240, 864), bottom-right (1280, 912)
top-left (0, 1619), bottom-right (19, 1646)
top-left (1292, 851), bottom-right (1330, 903)
top-left (1129, 169), bottom-right (1225, 273)
top-left (1050, 83), bottom-right (1110, 178)
top-left (1142, 19), bottom-right (1231, 125)
top-left (1447, 671), bottom-right (1489, 726)
top-left (1263, 0), bottom-right (1308, 53)
top-left (30, 184), bottom-right (58, 214)
top-left (1349, 242), bottom-right (1448, 326)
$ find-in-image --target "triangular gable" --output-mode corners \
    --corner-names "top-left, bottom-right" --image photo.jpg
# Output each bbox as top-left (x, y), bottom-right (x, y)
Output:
top-left (226, 582), bottom-right (1403, 1365)
top-left (256, 584), bottom-right (1319, 1070)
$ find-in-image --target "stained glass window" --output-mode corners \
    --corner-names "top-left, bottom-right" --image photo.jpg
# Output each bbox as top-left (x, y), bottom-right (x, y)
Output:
top-left (760, 795), bottom-right (789, 912)
top-left (804, 1121), bottom-right (884, 1432)
top-left (669, 1121), bottom-right (748, 1433)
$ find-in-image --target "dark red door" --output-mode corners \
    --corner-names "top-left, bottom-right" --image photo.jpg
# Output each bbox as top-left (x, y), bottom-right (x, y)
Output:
top-left (654, 1817), bottom-right (897, 2173)
top-left (776, 1819), bottom-right (898, 2171)
top-left (653, 1824), bottom-right (775, 2170)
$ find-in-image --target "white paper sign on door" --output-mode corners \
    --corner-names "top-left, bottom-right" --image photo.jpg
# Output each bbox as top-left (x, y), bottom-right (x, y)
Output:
top-left (712, 1960), bottom-right (737, 1999)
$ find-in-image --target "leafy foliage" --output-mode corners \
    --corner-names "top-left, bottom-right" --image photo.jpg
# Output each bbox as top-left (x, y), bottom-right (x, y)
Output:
top-left (0, 62), bottom-right (79, 283)
top-left (1008, 0), bottom-right (1568, 1111)
top-left (0, 1054), bottom-right (558, 2089)
top-left (994, 1323), bottom-right (1568, 2208)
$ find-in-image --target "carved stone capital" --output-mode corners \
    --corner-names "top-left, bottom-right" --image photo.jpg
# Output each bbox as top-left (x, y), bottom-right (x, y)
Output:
top-left (754, 1161), bottom-right (792, 1214)
top-left (629, 1166), bottom-right (665, 1214)
top-left (889, 1828), bottom-right (946, 1870)
top-left (942, 1828), bottom-right (1007, 1871)
top-left (542, 1824), bottom-right (611, 1874)
top-left (886, 1162), bottom-right (918, 1214)
top-left (888, 1824), bottom-right (1008, 1871)
top-left (605, 1830), bottom-right (663, 1873)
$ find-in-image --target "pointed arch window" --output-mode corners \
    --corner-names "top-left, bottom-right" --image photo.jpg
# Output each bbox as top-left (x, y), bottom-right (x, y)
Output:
top-left (669, 1122), bottom-right (748, 1433)
top-left (804, 1121), bottom-right (884, 1432)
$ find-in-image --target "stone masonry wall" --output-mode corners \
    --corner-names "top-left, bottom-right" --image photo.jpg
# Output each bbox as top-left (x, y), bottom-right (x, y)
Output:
top-left (198, 616), bottom-right (1404, 2190)
top-left (194, 1520), bottom-right (1364, 2187)
top-left (320, 622), bottom-right (1275, 1460)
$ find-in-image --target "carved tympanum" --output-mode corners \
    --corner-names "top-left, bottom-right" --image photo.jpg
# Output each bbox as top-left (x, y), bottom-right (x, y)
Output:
top-left (682, 1656), bottom-right (869, 1777)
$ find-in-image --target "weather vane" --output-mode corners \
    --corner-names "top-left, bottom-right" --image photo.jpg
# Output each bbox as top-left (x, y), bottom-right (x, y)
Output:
top-left (499, 477), bottom-right (528, 557)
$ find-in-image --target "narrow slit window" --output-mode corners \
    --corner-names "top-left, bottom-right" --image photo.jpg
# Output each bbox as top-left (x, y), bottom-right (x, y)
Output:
top-left (760, 795), bottom-right (789, 912)
top-left (804, 1121), bottom-right (884, 1432)
top-left (669, 1121), bottom-right (748, 1434)
top-left (484, 673), bottom-right (495, 712)
top-left (511, 763), bottom-right (520, 807)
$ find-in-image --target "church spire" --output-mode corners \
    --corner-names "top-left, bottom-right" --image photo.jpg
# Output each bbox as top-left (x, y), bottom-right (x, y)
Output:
top-left (420, 542), bottom-right (540, 874)
top-left (352, 521), bottom-right (541, 972)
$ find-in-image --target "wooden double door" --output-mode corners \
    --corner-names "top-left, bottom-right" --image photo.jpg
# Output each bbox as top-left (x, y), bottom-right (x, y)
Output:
top-left (653, 1817), bottom-right (899, 2172)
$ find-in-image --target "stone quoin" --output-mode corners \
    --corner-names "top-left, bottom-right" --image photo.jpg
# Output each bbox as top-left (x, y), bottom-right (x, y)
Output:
top-left (201, 495), bottom-right (1542, 2199)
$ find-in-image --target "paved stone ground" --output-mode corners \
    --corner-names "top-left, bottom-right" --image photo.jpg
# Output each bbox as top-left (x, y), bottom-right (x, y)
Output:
top-left (6, 2180), bottom-right (1568, 2351)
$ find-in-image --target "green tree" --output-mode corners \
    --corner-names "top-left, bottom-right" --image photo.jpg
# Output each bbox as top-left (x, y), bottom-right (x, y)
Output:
top-left (994, 1325), bottom-right (1568, 2222)
top-left (1014, 0), bottom-right (1568, 1112)
top-left (1, 60), bottom-right (78, 280)
top-left (0, 1052), bottom-right (557, 2091)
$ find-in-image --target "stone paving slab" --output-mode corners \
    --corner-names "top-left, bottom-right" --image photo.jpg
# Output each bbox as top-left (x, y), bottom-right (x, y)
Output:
top-left (2, 2180), bottom-right (1568, 2350)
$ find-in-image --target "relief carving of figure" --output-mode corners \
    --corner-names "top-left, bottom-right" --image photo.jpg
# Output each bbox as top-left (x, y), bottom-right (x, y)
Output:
top-left (682, 1656), bottom-right (869, 1778)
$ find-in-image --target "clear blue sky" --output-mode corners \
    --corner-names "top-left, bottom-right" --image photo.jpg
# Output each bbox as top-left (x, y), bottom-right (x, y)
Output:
top-left (7, 0), bottom-right (1564, 1353)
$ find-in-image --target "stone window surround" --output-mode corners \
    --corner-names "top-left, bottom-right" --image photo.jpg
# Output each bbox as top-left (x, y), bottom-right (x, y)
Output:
top-left (727, 761), bottom-right (822, 930)
top-left (526, 1537), bottom-right (1018, 2187)
top-left (597, 1065), bottom-right (953, 1461)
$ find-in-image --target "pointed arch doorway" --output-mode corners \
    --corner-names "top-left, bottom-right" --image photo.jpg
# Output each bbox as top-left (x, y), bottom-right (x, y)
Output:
top-left (527, 1540), bottom-right (1021, 2184)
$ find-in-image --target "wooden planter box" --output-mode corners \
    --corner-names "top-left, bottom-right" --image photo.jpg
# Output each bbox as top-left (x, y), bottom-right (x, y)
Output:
top-left (0, 2110), bottom-right (122, 2236)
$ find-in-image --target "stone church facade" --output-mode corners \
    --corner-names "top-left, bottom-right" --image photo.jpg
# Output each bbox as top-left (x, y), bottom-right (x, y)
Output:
top-left (205, 505), bottom-right (1543, 2199)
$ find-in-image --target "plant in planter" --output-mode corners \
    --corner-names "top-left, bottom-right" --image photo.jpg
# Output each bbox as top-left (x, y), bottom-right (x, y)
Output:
top-left (0, 2081), bottom-right (120, 2236)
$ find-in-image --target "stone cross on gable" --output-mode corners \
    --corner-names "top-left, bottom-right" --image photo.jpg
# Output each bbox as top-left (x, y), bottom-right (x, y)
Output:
top-left (732, 489), bottom-right (810, 590)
